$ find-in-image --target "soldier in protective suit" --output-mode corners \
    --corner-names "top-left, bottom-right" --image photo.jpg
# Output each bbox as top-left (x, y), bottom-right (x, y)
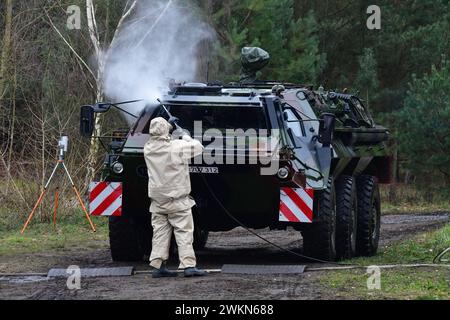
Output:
top-left (144, 117), bottom-right (206, 278)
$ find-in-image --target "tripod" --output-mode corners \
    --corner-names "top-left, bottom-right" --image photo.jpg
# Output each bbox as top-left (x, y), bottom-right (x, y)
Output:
top-left (21, 137), bottom-right (96, 234)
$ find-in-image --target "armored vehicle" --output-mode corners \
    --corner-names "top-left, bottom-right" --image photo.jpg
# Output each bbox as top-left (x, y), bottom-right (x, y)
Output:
top-left (80, 48), bottom-right (392, 262)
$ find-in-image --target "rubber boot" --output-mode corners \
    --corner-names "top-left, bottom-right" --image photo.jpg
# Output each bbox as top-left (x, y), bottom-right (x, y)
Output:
top-left (184, 267), bottom-right (207, 277)
top-left (152, 262), bottom-right (178, 278)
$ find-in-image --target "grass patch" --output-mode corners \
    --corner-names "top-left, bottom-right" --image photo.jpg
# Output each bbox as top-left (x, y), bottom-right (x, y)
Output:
top-left (382, 202), bottom-right (450, 215)
top-left (352, 224), bottom-right (450, 265)
top-left (320, 225), bottom-right (450, 299)
top-left (324, 268), bottom-right (449, 300)
top-left (380, 184), bottom-right (450, 215)
top-left (0, 212), bottom-right (109, 256)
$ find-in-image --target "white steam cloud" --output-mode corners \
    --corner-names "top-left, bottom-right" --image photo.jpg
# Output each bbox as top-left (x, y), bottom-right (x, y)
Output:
top-left (103, 0), bottom-right (214, 122)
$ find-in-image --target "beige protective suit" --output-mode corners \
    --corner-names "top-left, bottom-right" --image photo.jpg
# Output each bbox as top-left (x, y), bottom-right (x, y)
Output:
top-left (144, 117), bottom-right (204, 269)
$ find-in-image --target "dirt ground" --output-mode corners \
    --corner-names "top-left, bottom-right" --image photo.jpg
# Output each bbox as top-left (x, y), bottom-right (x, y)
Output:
top-left (0, 213), bottom-right (449, 300)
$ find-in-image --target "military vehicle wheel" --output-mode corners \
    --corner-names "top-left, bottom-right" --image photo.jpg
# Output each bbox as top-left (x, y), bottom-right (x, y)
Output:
top-left (335, 175), bottom-right (357, 259)
top-left (193, 228), bottom-right (209, 250)
top-left (302, 178), bottom-right (337, 261)
top-left (109, 215), bottom-right (152, 262)
top-left (356, 175), bottom-right (381, 256)
top-left (192, 206), bottom-right (208, 250)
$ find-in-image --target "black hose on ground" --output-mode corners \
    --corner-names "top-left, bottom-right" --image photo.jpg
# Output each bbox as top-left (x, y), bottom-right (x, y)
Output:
top-left (199, 173), bottom-right (351, 265)
top-left (433, 247), bottom-right (450, 263)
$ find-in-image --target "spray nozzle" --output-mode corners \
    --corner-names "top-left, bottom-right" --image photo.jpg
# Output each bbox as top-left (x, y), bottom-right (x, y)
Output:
top-left (157, 99), bottom-right (182, 131)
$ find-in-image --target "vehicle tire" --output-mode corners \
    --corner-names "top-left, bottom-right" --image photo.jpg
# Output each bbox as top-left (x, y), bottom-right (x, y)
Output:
top-left (135, 215), bottom-right (152, 257)
top-left (335, 175), bottom-right (357, 259)
top-left (356, 175), bottom-right (381, 256)
top-left (109, 215), bottom-right (152, 262)
top-left (193, 228), bottom-right (209, 250)
top-left (192, 206), bottom-right (208, 250)
top-left (302, 177), bottom-right (337, 261)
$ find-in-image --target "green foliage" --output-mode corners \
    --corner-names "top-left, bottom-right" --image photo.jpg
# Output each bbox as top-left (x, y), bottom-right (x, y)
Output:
top-left (396, 58), bottom-right (450, 185)
top-left (281, 12), bottom-right (326, 84)
top-left (355, 48), bottom-right (379, 106)
top-left (210, 0), bottom-right (325, 83)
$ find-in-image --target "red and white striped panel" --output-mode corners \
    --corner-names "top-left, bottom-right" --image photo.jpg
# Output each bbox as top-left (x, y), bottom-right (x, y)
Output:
top-left (89, 182), bottom-right (122, 216)
top-left (279, 187), bottom-right (314, 223)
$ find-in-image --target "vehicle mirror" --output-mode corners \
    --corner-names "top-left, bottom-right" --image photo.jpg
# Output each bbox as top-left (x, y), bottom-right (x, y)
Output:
top-left (80, 105), bottom-right (95, 137)
top-left (319, 113), bottom-right (336, 147)
top-left (93, 102), bottom-right (112, 113)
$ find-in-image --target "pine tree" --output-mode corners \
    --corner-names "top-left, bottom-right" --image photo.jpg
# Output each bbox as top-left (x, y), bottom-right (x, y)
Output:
top-left (283, 12), bottom-right (326, 84)
top-left (210, 0), bottom-right (326, 84)
top-left (355, 48), bottom-right (379, 108)
top-left (397, 58), bottom-right (450, 186)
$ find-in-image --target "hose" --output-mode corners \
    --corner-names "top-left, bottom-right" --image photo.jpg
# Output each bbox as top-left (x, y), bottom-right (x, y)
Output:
top-left (433, 247), bottom-right (450, 263)
top-left (199, 173), bottom-right (350, 265)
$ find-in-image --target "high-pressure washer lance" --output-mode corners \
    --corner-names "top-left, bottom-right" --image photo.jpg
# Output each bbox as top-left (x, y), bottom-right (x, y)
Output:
top-left (157, 98), bottom-right (182, 131)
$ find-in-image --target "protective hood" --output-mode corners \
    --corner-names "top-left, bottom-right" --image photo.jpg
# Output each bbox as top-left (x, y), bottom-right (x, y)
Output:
top-left (149, 117), bottom-right (172, 138)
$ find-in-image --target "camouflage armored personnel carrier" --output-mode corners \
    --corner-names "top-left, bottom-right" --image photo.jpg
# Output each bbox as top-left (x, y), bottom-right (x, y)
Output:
top-left (80, 47), bottom-right (392, 262)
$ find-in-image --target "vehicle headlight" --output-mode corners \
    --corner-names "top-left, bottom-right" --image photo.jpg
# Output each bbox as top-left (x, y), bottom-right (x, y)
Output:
top-left (277, 167), bottom-right (290, 179)
top-left (112, 162), bottom-right (124, 174)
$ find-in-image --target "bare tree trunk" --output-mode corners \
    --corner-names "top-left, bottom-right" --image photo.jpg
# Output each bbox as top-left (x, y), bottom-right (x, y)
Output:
top-left (0, 0), bottom-right (13, 103)
top-left (40, 101), bottom-right (46, 222)
top-left (6, 69), bottom-right (16, 172)
top-left (104, 0), bottom-right (110, 46)
top-left (393, 141), bottom-right (399, 183)
top-left (84, 0), bottom-right (137, 187)
top-left (85, 0), bottom-right (105, 186)
top-left (0, 0), bottom-right (13, 148)
top-left (85, 78), bottom-right (104, 187)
